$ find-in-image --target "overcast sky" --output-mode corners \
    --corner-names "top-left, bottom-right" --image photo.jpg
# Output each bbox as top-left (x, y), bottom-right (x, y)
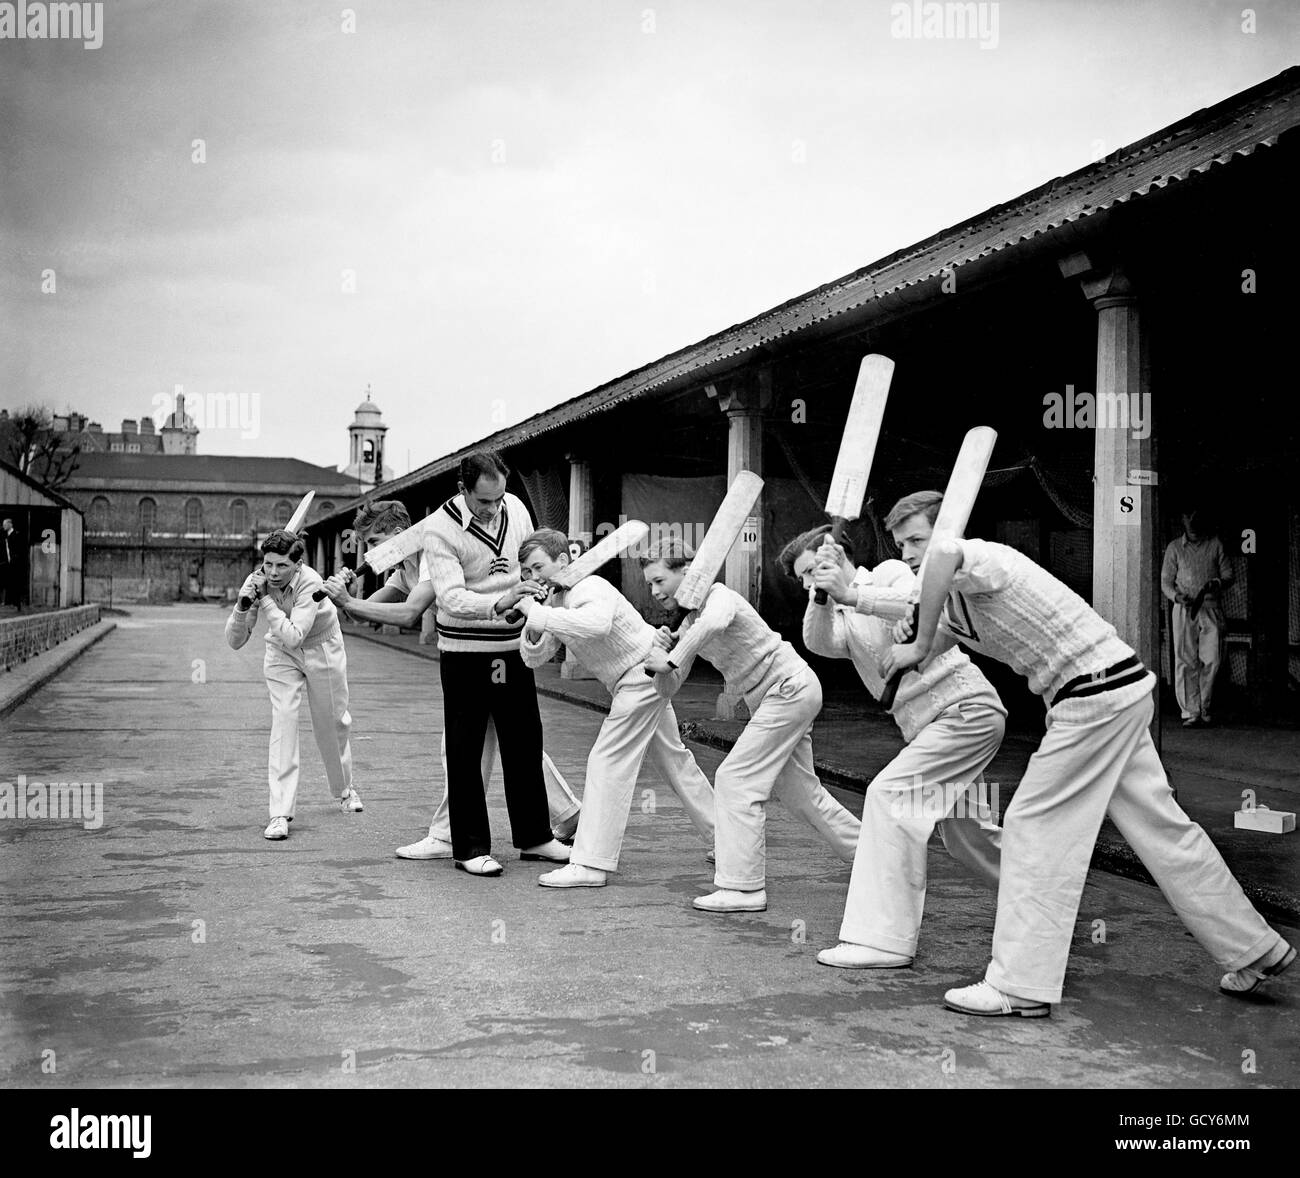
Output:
top-left (2, 0), bottom-right (1295, 475)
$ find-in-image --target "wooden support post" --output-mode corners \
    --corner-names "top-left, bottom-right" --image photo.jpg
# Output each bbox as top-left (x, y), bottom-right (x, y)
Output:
top-left (706, 373), bottom-right (771, 720)
top-left (562, 455), bottom-right (598, 679)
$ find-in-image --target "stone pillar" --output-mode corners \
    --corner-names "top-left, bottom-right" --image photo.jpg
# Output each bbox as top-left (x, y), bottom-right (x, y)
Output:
top-left (706, 373), bottom-right (771, 720)
top-left (562, 456), bottom-right (598, 679)
top-left (1061, 256), bottom-right (1161, 750)
top-left (315, 535), bottom-right (326, 575)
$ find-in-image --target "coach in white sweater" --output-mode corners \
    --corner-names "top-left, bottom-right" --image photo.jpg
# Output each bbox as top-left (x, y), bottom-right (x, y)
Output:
top-left (514, 528), bottom-right (714, 887)
top-left (422, 452), bottom-right (570, 876)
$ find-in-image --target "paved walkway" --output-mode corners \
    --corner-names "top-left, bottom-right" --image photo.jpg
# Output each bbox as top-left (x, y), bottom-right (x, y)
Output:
top-left (1, 605), bottom-right (1295, 1089)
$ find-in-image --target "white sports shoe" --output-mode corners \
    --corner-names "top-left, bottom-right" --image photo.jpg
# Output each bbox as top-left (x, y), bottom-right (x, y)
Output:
top-left (1220, 943), bottom-right (1294, 998)
top-left (263, 816), bottom-right (289, 840)
top-left (395, 834), bottom-right (454, 860)
top-left (943, 980), bottom-right (1050, 1018)
top-left (817, 943), bottom-right (913, 969)
top-left (455, 855), bottom-right (503, 877)
top-left (539, 863), bottom-right (607, 888)
top-left (339, 789), bottom-right (364, 813)
top-left (520, 839), bottom-right (571, 864)
top-left (693, 889), bottom-right (767, 913)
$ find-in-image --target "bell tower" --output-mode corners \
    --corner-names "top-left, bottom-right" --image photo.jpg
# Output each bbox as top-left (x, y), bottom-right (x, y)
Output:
top-left (344, 385), bottom-right (387, 484)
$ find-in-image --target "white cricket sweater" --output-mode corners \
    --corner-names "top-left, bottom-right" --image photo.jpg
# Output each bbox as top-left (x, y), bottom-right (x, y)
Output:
top-left (945, 538), bottom-right (1151, 708)
top-left (424, 492), bottom-right (534, 654)
top-left (519, 575), bottom-right (655, 691)
top-left (803, 560), bottom-right (1004, 743)
top-left (656, 582), bottom-right (807, 706)
top-left (225, 565), bottom-right (340, 652)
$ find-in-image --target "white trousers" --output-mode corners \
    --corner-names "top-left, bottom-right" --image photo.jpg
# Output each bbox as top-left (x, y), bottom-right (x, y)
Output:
top-left (714, 667), bottom-right (860, 892)
top-left (1172, 601), bottom-right (1224, 720)
top-left (264, 633), bottom-right (353, 819)
top-left (839, 699), bottom-right (1004, 956)
top-left (428, 721), bottom-right (581, 843)
top-left (986, 688), bottom-right (1283, 1003)
top-left (570, 669), bottom-right (714, 872)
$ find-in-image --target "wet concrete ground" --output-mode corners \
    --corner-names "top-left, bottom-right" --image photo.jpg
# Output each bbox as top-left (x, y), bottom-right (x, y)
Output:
top-left (1, 605), bottom-right (1296, 1088)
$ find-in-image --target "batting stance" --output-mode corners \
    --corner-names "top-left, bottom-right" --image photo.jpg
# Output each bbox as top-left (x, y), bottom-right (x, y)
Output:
top-left (882, 501), bottom-right (1294, 1016)
top-left (321, 499), bottom-right (582, 856)
top-left (421, 451), bottom-right (570, 876)
top-left (513, 528), bottom-right (715, 888)
top-left (779, 517), bottom-right (1003, 969)
top-left (225, 528), bottom-right (363, 840)
top-left (642, 540), bottom-right (860, 913)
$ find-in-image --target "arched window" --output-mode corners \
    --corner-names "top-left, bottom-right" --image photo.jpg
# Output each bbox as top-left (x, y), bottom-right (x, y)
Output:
top-left (274, 499), bottom-right (292, 521)
top-left (138, 498), bottom-right (156, 536)
top-left (318, 501), bottom-right (334, 516)
top-left (185, 498), bottom-right (203, 533)
top-left (363, 440), bottom-right (375, 462)
top-left (89, 496), bottom-right (110, 532)
top-left (230, 499), bottom-right (248, 534)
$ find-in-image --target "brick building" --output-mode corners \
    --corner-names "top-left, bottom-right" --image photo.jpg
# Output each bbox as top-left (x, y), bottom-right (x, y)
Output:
top-left (64, 454), bottom-right (364, 604)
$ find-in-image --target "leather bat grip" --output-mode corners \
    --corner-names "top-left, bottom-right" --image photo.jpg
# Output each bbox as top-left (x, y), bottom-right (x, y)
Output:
top-left (312, 567), bottom-right (357, 602)
top-left (813, 519), bottom-right (846, 606)
top-left (238, 595), bottom-right (254, 611)
top-left (879, 601), bottom-right (920, 710)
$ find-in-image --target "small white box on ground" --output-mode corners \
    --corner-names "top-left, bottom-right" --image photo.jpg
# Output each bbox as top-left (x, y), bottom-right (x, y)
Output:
top-left (1233, 807), bottom-right (1296, 834)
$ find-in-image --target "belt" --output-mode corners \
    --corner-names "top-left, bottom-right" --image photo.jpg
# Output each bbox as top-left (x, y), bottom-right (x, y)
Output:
top-left (1052, 655), bottom-right (1146, 705)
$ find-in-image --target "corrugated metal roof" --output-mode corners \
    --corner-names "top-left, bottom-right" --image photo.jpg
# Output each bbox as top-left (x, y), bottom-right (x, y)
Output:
top-left (0, 458), bottom-right (81, 511)
top-left (352, 66), bottom-right (1300, 507)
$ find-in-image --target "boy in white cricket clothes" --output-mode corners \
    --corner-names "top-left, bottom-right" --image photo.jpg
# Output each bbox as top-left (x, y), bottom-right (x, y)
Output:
top-left (512, 528), bottom-right (715, 887)
top-left (882, 492), bottom-right (1294, 1016)
top-left (226, 528), bottom-right (363, 840)
top-left (321, 500), bottom-right (581, 857)
top-left (641, 540), bottom-right (860, 913)
top-left (776, 518), bottom-right (1004, 969)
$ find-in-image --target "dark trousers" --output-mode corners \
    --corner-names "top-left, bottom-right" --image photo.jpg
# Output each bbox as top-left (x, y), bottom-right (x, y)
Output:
top-left (440, 648), bottom-right (552, 860)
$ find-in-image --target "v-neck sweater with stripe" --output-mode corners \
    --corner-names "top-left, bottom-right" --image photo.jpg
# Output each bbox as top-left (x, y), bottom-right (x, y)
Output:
top-left (423, 492), bottom-right (535, 653)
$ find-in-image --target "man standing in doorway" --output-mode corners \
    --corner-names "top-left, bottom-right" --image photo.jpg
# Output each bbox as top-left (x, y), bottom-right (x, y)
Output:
top-left (1161, 508), bottom-right (1235, 728)
top-left (0, 518), bottom-right (24, 612)
top-left (423, 451), bottom-right (570, 877)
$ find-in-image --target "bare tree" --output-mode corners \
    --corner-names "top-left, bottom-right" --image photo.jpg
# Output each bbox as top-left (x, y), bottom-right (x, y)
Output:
top-left (0, 405), bottom-right (81, 491)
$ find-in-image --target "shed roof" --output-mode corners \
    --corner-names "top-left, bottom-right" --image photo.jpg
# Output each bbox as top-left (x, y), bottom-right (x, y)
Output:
top-left (337, 66), bottom-right (1300, 512)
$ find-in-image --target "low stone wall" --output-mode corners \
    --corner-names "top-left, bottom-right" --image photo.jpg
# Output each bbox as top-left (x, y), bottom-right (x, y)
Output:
top-left (0, 605), bottom-right (103, 673)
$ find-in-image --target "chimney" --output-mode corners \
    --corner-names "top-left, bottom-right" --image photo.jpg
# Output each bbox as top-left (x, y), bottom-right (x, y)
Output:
top-left (139, 417), bottom-right (154, 434)
top-left (53, 415), bottom-right (69, 432)
top-left (88, 421), bottom-right (103, 433)
top-left (122, 419), bottom-right (138, 435)
top-left (174, 391), bottom-right (186, 425)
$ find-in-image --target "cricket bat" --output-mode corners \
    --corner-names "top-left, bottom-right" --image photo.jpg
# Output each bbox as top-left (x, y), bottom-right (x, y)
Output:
top-left (815, 354), bottom-right (895, 603)
top-left (310, 516), bottom-right (427, 602)
top-left (285, 491), bottom-right (314, 534)
top-left (879, 426), bottom-right (998, 709)
top-left (504, 520), bottom-right (652, 622)
top-left (241, 491), bottom-right (316, 609)
top-left (643, 471), bottom-right (764, 676)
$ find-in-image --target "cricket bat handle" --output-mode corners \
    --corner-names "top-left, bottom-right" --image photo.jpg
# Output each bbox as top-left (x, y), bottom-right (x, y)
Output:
top-left (813, 518), bottom-right (846, 606)
top-left (879, 601), bottom-right (920, 709)
top-left (504, 589), bottom-right (548, 625)
top-left (312, 566), bottom-right (357, 603)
